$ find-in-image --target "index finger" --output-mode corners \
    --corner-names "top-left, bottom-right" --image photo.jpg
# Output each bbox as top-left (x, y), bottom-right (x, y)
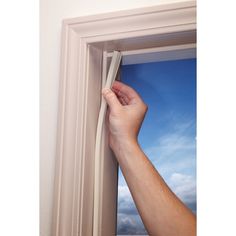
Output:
top-left (112, 81), bottom-right (142, 101)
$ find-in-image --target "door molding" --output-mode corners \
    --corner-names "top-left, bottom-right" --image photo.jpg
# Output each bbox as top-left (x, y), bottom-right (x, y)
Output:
top-left (52, 1), bottom-right (196, 235)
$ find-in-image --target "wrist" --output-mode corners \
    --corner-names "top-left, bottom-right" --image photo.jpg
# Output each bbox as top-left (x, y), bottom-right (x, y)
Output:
top-left (110, 136), bottom-right (140, 161)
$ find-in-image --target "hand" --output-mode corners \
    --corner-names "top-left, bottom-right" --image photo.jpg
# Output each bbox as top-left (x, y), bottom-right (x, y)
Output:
top-left (102, 81), bottom-right (148, 153)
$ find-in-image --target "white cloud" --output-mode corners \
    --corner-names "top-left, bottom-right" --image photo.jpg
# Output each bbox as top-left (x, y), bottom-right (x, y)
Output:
top-left (117, 185), bottom-right (147, 234)
top-left (117, 185), bottom-right (137, 216)
top-left (117, 213), bottom-right (147, 235)
top-left (142, 123), bottom-right (197, 212)
top-left (118, 185), bottom-right (132, 199)
top-left (117, 173), bottom-right (196, 234)
top-left (145, 133), bottom-right (195, 161)
top-left (143, 121), bottom-right (196, 178)
top-left (167, 172), bottom-right (196, 212)
top-left (117, 172), bottom-right (196, 235)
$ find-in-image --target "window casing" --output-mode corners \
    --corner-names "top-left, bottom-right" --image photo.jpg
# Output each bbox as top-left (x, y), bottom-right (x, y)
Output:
top-left (52, 2), bottom-right (196, 235)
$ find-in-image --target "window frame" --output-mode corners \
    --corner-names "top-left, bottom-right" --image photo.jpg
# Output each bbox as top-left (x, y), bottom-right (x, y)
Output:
top-left (52, 1), bottom-right (196, 235)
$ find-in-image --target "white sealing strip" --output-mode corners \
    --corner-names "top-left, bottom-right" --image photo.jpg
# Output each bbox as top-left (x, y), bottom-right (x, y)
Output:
top-left (106, 43), bottom-right (196, 57)
top-left (93, 51), bottom-right (122, 236)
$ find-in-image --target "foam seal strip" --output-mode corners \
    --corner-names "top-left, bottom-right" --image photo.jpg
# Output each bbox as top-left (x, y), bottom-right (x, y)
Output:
top-left (93, 51), bottom-right (122, 236)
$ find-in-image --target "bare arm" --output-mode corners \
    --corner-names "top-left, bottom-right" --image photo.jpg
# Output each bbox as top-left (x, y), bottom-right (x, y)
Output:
top-left (102, 81), bottom-right (196, 236)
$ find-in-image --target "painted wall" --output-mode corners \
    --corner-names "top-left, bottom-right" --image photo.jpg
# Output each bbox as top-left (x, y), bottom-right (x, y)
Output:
top-left (40, 0), bottom-right (192, 235)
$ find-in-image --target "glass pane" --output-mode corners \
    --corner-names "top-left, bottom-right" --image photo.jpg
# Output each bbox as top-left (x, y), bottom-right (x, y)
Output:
top-left (116, 59), bottom-right (196, 235)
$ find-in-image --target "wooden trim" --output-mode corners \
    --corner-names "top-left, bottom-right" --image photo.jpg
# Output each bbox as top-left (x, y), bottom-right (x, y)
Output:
top-left (52, 1), bottom-right (196, 236)
top-left (93, 51), bottom-right (122, 236)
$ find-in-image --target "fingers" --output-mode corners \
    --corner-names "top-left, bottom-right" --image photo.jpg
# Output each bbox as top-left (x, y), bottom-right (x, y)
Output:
top-left (112, 81), bottom-right (142, 102)
top-left (102, 88), bottom-right (122, 112)
top-left (118, 96), bottom-right (127, 106)
top-left (112, 88), bottom-right (129, 104)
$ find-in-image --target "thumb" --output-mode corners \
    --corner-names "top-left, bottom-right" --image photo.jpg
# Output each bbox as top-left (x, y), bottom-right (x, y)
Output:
top-left (102, 88), bottom-right (121, 112)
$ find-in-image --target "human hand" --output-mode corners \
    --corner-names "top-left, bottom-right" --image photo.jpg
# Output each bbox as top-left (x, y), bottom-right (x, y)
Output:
top-left (102, 81), bottom-right (148, 153)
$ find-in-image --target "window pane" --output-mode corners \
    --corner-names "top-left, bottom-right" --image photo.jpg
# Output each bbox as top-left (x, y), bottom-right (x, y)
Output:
top-left (117, 59), bottom-right (196, 235)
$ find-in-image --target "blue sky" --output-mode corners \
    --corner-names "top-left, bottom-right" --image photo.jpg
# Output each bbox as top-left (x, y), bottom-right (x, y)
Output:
top-left (117, 58), bottom-right (196, 235)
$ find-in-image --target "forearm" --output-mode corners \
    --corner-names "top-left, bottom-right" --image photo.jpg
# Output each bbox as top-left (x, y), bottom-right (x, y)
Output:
top-left (113, 139), bottom-right (196, 236)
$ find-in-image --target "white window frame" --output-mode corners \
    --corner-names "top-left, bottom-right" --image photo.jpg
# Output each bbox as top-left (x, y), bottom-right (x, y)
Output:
top-left (52, 1), bottom-right (196, 235)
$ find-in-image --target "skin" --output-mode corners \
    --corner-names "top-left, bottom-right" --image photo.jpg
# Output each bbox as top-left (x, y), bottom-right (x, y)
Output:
top-left (102, 81), bottom-right (196, 236)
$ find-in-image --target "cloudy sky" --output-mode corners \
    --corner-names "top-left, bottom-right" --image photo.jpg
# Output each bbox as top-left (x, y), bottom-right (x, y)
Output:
top-left (117, 58), bottom-right (196, 235)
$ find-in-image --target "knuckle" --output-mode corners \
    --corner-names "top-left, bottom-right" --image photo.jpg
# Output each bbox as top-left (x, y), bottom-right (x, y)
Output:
top-left (142, 103), bottom-right (148, 112)
top-left (106, 91), bottom-right (115, 99)
top-left (145, 104), bottom-right (148, 111)
top-left (103, 89), bottom-right (112, 97)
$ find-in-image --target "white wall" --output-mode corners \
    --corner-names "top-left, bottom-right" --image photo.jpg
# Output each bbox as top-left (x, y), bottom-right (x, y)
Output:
top-left (40, 0), bottom-right (189, 235)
